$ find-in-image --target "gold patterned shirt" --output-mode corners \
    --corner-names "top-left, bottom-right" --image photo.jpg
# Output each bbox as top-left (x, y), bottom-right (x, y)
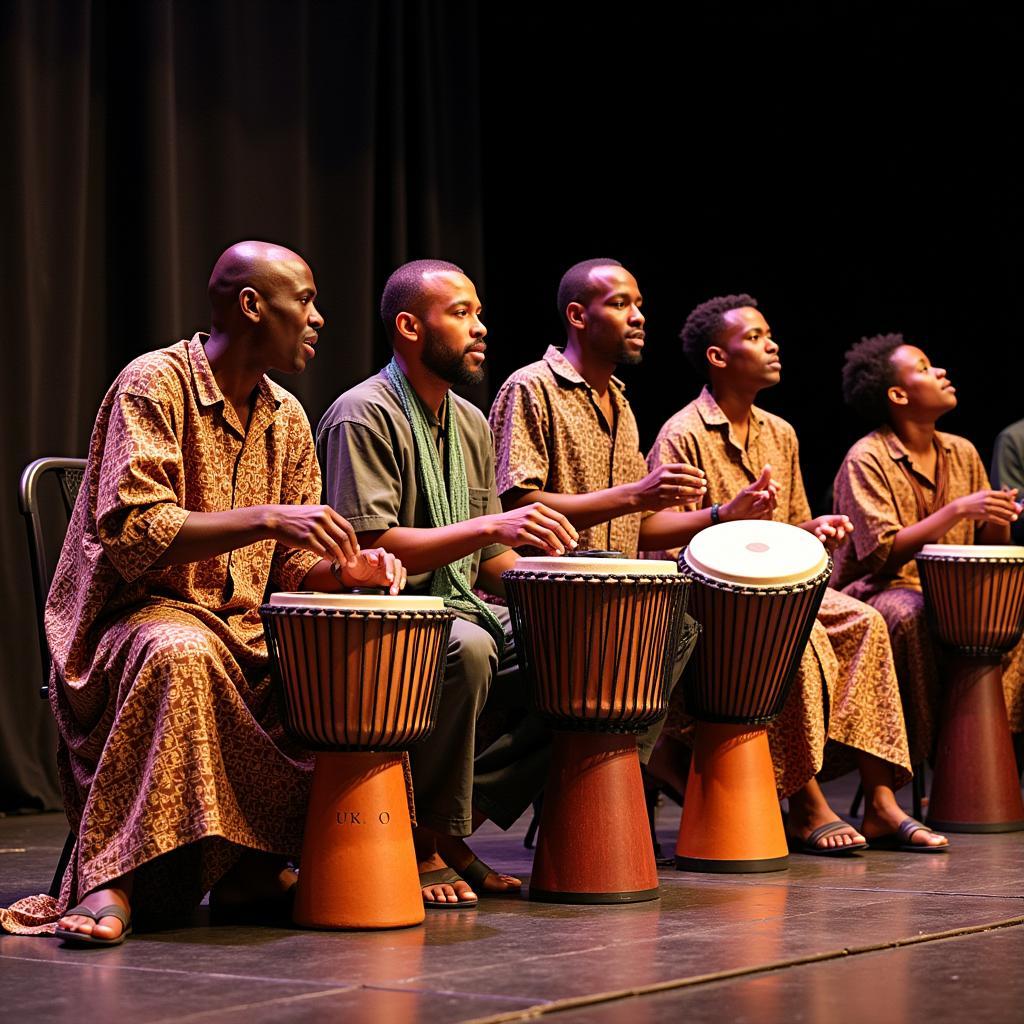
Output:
top-left (488, 346), bottom-right (649, 556)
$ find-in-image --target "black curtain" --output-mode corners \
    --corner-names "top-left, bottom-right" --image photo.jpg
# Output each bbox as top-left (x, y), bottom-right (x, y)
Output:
top-left (3, 1), bottom-right (1023, 810)
top-left (0, 0), bottom-right (483, 810)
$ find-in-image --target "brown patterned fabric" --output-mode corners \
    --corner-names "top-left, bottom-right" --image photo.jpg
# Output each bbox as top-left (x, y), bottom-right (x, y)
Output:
top-left (832, 426), bottom-right (1024, 760)
top-left (1, 335), bottom-right (324, 934)
top-left (648, 387), bottom-right (911, 794)
top-left (488, 346), bottom-right (650, 555)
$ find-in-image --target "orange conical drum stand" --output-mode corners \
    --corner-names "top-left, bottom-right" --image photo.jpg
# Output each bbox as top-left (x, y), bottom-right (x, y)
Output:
top-left (676, 723), bottom-right (788, 872)
top-left (294, 752), bottom-right (424, 929)
top-left (530, 732), bottom-right (659, 903)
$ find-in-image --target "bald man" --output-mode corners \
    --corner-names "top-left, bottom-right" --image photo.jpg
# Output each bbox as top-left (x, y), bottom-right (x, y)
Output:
top-left (1, 242), bottom-right (402, 945)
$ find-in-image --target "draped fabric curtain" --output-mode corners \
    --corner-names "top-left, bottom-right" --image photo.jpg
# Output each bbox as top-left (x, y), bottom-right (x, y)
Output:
top-left (0, 0), bottom-right (484, 810)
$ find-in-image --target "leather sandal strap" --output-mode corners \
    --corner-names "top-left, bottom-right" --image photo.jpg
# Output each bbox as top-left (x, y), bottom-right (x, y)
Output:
top-left (806, 820), bottom-right (860, 847)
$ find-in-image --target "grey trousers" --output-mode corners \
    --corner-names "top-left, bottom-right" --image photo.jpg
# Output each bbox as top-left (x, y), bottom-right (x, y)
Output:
top-left (409, 605), bottom-right (699, 836)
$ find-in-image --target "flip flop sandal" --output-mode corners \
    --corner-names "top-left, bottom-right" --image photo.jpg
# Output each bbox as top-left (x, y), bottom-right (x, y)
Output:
top-left (419, 867), bottom-right (478, 909)
top-left (787, 820), bottom-right (869, 857)
top-left (861, 817), bottom-right (949, 854)
top-left (54, 903), bottom-right (132, 947)
top-left (459, 856), bottom-right (522, 898)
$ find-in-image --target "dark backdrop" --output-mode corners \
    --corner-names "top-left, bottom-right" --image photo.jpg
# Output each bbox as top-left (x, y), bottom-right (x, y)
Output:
top-left (1, 1), bottom-right (1020, 810)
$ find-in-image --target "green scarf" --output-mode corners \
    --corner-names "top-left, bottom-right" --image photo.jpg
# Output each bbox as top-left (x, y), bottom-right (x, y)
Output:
top-left (384, 358), bottom-right (504, 645)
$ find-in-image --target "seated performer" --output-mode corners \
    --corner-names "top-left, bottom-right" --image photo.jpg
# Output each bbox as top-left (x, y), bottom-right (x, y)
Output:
top-left (0, 242), bottom-right (404, 946)
top-left (488, 258), bottom-right (735, 772)
top-left (992, 416), bottom-right (1024, 545)
top-left (833, 333), bottom-right (1023, 770)
top-left (316, 259), bottom-right (578, 907)
top-left (647, 295), bottom-right (945, 852)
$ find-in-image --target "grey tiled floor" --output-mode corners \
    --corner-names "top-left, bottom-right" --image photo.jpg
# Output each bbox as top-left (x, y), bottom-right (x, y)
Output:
top-left (2, 776), bottom-right (1022, 1023)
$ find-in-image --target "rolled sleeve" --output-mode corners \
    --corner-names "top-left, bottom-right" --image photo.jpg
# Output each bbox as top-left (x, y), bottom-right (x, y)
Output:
top-left (319, 419), bottom-right (403, 533)
top-left (95, 394), bottom-right (191, 582)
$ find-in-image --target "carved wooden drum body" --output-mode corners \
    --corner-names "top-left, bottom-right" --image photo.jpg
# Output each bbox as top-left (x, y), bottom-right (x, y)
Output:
top-left (504, 555), bottom-right (689, 903)
top-left (915, 544), bottom-right (1024, 832)
top-left (261, 592), bottom-right (454, 928)
top-left (675, 521), bottom-right (831, 872)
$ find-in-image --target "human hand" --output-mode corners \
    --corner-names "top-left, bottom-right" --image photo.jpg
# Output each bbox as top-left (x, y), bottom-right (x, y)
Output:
top-left (336, 548), bottom-right (407, 595)
top-left (720, 465), bottom-right (778, 522)
top-left (802, 514), bottom-right (853, 552)
top-left (954, 489), bottom-right (1020, 525)
top-left (264, 504), bottom-right (360, 566)
top-left (488, 503), bottom-right (579, 555)
top-left (630, 462), bottom-right (707, 511)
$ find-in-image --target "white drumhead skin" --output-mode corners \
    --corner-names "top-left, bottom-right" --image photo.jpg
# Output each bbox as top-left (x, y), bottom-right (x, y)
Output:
top-left (511, 555), bottom-right (677, 576)
top-left (269, 591), bottom-right (445, 611)
top-left (684, 520), bottom-right (828, 587)
top-left (918, 544), bottom-right (1024, 560)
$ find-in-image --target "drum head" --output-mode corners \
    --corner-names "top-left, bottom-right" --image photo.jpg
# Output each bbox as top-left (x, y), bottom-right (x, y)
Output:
top-left (918, 544), bottom-right (1024, 559)
top-left (269, 591), bottom-right (445, 611)
top-left (512, 555), bottom-right (677, 575)
top-left (684, 520), bottom-right (828, 587)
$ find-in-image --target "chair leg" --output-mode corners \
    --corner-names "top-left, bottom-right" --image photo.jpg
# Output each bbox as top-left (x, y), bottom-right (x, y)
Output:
top-left (523, 794), bottom-right (542, 849)
top-left (48, 829), bottom-right (76, 898)
top-left (912, 762), bottom-right (925, 821)
top-left (849, 782), bottom-right (864, 818)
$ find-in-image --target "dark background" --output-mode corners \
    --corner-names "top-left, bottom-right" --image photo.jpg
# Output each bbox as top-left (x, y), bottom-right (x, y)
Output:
top-left (2, 0), bottom-right (1020, 810)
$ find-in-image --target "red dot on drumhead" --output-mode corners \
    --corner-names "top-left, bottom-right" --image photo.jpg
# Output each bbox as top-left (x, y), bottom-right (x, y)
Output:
top-left (746, 542), bottom-right (770, 553)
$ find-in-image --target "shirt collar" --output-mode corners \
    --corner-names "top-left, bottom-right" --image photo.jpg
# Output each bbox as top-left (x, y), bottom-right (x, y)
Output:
top-left (695, 385), bottom-right (766, 432)
top-left (187, 332), bottom-right (284, 426)
top-left (542, 345), bottom-right (626, 394)
top-left (879, 423), bottom-right (954, 462)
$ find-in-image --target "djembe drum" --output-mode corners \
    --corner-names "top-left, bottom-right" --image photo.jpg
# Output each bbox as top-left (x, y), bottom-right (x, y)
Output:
top-left (503, 554), bottom-right (689, 903)
top-left (915, 544), bottom-right (1024, 832)
top-left (675, 521), bottom-right (831, 872)
top-left (260, 592), bottom-right (454, 928)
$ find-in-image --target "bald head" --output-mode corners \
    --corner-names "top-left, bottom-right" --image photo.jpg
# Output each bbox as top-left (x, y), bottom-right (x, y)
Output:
top-left (208, 241), bottom-right (311, 328)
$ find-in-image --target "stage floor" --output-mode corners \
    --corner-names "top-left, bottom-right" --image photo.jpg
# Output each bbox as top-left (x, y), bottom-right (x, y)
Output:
top-left (2, 775), bottom-right (1023, 1023)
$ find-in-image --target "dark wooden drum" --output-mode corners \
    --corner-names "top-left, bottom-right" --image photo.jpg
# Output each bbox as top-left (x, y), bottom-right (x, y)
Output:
top-left (675, 521), bottom-right (831, 872)
top-left (504, 555), bottom-right (689, 904)
top-left (260, 592), bottom-right (455, 929)
top-left (915, 544), bottom-right (1024, 833)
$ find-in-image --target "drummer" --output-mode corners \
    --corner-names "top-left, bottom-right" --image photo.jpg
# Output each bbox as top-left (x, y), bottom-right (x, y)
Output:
top-left (645, 294), bottom-right (943, 852)
top-left (832, 333), bottom-right (1024, 774)
top-left (316, 259), bottom-right (578, 908)
top-left (489, 259), bottom-right (757, 773)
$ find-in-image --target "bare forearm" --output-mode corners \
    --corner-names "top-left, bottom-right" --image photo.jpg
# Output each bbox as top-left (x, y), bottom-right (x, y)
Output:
top-left (300, 558), bottom-right (340, 591)
top-left (638, 508), bottom-right (714, 552)
top-left (154, 507), bottom-right (273, 567)
top-left (882, 504), bottom-right (964, 572)
top-left (503, 486), bottom-right (638, 530)
top-left (475, 549), bottom-right (518, 599)
top-left (977, 521), bottom-right (1012, 544)
top-left (359, 521), bottom-right (497, 575)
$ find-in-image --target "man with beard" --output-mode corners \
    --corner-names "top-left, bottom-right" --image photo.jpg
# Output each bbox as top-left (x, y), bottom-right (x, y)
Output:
top-left (646, 296), bottom-right (942, 852)
top-left (316, 259), bottom-right (578, 907)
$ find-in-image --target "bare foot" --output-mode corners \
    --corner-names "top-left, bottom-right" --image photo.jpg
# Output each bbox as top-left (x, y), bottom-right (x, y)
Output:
top-left (418, 850), bottom-right (477, 905)
top-left (435, 834), bottom-right (521, 894)
top-left (211, 851), bottom-right (298, 909)
top-left (860, 791), bottom-right (948, 849)
top-left (787, 780), bottom-right (866, 850)
top-left (57, 878), bottom-right (132, 942)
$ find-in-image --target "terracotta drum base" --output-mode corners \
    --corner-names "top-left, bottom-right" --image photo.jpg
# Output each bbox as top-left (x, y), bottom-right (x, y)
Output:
top-left (927, 656), bottom-right (1024, 833)
top-left (530, 731), bottom-right (660, 904)
top-left (676, 722), bottom-right (789, 873)
top-left (294, 751), bottom-right (425, 929)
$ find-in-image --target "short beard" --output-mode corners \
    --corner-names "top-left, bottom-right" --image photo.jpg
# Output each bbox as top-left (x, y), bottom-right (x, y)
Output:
top-left (422, 328), bottom-right (485, 386)
top-left (617, 344), bottom-right (643, 367)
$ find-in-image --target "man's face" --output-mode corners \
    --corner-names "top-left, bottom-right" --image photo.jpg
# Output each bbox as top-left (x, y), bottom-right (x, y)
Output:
top-left (712, 306), bottom-right (780, 388)
top-left (888, 344), bottom-right (957, 416)
top-left (578, 266), bottom-right (646, 366)
top-left (257, 258), bottom-right (325, 374)
top-left (417, 271), bottom-right (487, 386)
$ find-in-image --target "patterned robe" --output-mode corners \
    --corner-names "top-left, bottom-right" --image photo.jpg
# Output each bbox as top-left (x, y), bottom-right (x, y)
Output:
top-left (1, 335), bottom-right (321, 934)
top-left (647, 387), bottom-right (911, 795)
top-left (832, 425), bottom-right (1024, 762)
